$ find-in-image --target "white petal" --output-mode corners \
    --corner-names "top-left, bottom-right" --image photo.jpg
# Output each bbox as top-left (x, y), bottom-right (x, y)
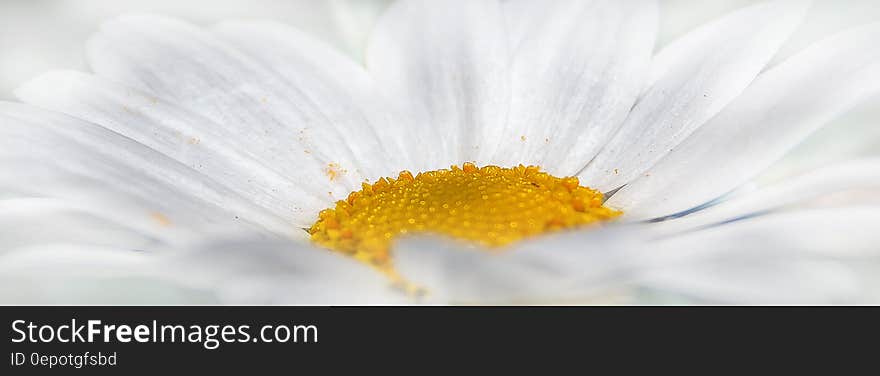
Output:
top-left (611, 23), bottom-right (880, 219)
top-left (650, 159), bottom-right (880, 234)
top-left (0, 198), bottom-right (164, 253)
top-left (0, 245), bottom-right (213, 304)
top-left (16, 70), bottom-right (328, 228)
top-left (757, 106), bottom-right (880, 182)
top-left (394, 226), bottom-right (655, 304)
top-left (0, 102), bottom-right (285, 242)
top-left (580, 0), bottom-right (809, 191)
top-left (0, 238), bottom-right (405, 304)
top-left (0, 238), bottom-right (408, 305)
top-left (159, 238), bottom-right (406, 304)
top-left (637, 207), bottom-right (880, 304)
top-left (494, 0), bottom-right (657, 175)
top-left (396, 206), bottom-right (880, 304)
top-left (501, 0), bottom-right (554, 51)
top-left (366, 0), bottom-right (509, 166)
top-left (87, 14), bottom-right (385, 200)
top-left (327, 0), bottom-right (394, 60)
top-left (213, 20), bottom-right (418, 172)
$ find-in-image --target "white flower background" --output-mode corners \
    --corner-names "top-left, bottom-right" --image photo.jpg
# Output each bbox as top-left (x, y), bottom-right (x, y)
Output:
top-left (1, 0), bottom-right (879, 304)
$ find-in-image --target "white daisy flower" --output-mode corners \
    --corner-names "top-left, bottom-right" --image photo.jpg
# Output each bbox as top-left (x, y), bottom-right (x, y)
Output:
top-left (2, 0), bottom-right (880, 304)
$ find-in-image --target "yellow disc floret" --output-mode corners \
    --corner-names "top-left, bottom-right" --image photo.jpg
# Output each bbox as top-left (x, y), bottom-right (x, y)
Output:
top-left (308, 163), bottom-right (621, 276)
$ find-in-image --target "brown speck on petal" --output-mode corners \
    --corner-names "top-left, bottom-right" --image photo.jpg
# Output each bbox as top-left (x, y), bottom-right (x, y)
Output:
top-left (150, 212), bottom-right (172, 227)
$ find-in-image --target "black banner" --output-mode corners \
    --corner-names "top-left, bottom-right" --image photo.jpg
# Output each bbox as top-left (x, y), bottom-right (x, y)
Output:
top-left (1, 306), bottom-right (875, 373)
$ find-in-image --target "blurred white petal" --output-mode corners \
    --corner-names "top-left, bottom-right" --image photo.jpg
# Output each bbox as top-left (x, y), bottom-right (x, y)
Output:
top-left (638, 207), bottom-right (880, 303)
top-left (496, 0), bottom-right (657, 176)
top-left (0, 198), bottom-right (164, 253)
top-left (651, 158), bottom-right (880, 234)
top-left (581, 0), bottom-right (808, 191)
top-left (159, 238), bottom-right (405, 304)
top-left (213, 20), bottom-right (417, 172)
top-left (0, 245), bottom-right (214, 304)
top-left (327, 0), bottom-right (393, 60)
top-left (0, 239), bottom-right (404, 305)
top-left (16, 70), bottom-right (325, 229)
top-left (757, 100), bottom-right (880, 182)
top-left (87, 14), bottom-right (385, 200)
top-left (501, 0), bottom-right (557, 51)
top-left (394, 226), bottom-right (655, 304)
top-left (396, 206), bottom-right (880, 304)
top-left (0, 0), bottom-right (384, 98)
top-left (0, 102), bottom-right (279, 242)
top-left (612, 23), bottom-right (880, 219)
top-left (367, 0), bottom-right (509, 166)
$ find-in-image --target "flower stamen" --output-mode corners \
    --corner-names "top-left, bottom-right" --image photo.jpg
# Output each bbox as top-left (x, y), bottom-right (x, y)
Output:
top-left (309, 163), bottom-right (621, 279)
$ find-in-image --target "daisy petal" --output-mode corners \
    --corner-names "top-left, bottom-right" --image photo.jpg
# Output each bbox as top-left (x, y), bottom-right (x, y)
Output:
top-left (0, 102), bottom-right (285, 241)
top-left (366, 0), bottom-right (509, 166)
top-left (501, 0), bottom-right (553, 51)
top-left (638, 207), bottom-right (880, 303)
top-left (394, 226), bottom-right (654, 304)
top-left (495, 0), bottom-right (657, 175)
top-left (160, 238), bottom-right (405, 304)
top-left (0, 239), bottom-right (404, 304)
top-left (326, 0), bottom-right (393, 59)
top-left (611, 23), bottom-right (880, 220)
top-left (397, 207), bottom-right (880, 304)
top-left (87, 14), bottom-right (385, 199)
top-left (580, 0), bottom-right (809, 191)
top-left (651, 159), bottom-right (880, 234)
top-left (213, 20), bottom-right (417, 172)
top-left (0, 198), bottom-right (163, 252)
top-left (16, 70), bottom-right (328, 228)
top-left (0, 245), bottom-right (211, 304)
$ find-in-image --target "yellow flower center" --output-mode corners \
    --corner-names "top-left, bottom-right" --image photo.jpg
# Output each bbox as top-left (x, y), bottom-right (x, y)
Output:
top-left (308, 163), bottom-right (621, 280)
